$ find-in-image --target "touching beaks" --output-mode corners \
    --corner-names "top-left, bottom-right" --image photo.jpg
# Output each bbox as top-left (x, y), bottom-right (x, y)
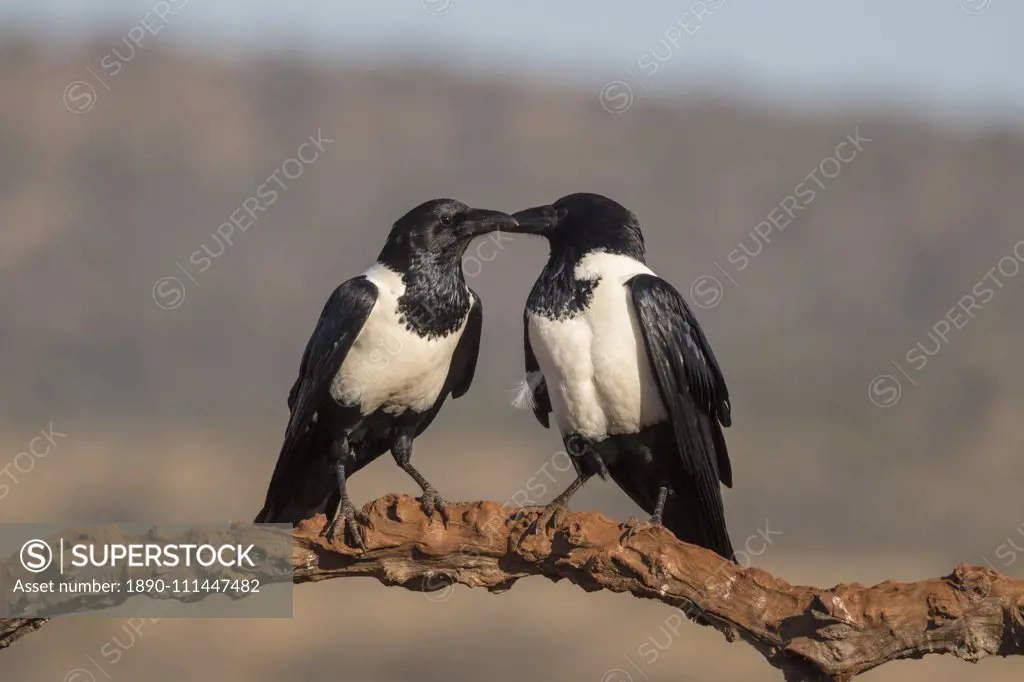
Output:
top-left (510, 204), bottom-right (559, 235)
top-left (460, 208), bottom-right (519, 237)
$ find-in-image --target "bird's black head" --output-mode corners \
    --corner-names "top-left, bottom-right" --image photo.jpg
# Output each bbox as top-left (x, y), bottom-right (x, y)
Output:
top-left (377, 198), bottom-right (517, 273)
top-left (509, 193), bottom-right (646, 263)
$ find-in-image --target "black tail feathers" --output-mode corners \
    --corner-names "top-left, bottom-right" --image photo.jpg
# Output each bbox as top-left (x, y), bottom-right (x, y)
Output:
top-left (660, 481), bottom-right (736, 563)
top-left (254, 428), bottom-right (333, 525)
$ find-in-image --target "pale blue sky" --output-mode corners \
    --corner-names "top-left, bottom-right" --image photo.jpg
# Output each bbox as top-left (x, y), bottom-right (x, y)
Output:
top-left (2, 0), bottom-right (1020, 123)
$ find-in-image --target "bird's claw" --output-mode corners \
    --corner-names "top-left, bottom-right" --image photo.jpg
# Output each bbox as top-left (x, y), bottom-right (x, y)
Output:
top-left (516, 502), bottom-right (568, 547)
top-left (321, 500), bottom-right (370, 549)
top-left (510, 505), bottom-right (545, 524)
top-left (545, 504), bottom-right (569, 531)
top-left (419, 488), bottom-right (450, 528)
top-left (618, 515), bottom-right (660, 543)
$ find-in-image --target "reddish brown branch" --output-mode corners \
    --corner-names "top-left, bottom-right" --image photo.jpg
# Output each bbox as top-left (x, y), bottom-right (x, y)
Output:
top-left (0, 617), bottom-right (47, 650)
top-left (3, 495), bottom-right (1022, 681)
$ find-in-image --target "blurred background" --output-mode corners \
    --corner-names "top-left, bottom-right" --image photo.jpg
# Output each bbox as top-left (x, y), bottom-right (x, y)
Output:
top-left (1, 1), bottom-right (1022, 680)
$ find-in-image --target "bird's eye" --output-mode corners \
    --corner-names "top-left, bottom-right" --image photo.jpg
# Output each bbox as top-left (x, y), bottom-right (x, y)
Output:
top-left (556, 207), bottom-right (569, 221)
top-left (440, 214), bottom-right (453, 226)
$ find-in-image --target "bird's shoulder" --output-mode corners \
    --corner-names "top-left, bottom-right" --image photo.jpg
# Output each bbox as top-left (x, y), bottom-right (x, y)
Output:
top-left (317, 275), bottom-right (380, 331)
top-left (300, 276), bottom-right (378, 367)
top-left (627, 272), bottom-right (731, 425)
top-left (626, 273), bottom-right (706, 355)
top-left (467, 287), bottom-right (478, 306)
top-left (460, 287), bottom-right (482, 333)
top-left (286, 274), bottom-right (378, 410)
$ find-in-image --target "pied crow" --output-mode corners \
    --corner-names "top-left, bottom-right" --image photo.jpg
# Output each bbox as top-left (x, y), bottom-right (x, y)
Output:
top-left (255, 198), bottom-right (517, 546)
top-left (508, 193), bottom-right (736, 560)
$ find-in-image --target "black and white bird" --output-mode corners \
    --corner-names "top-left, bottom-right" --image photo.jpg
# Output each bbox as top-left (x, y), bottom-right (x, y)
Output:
top-left (508, 193), bottom-right (736, 560)
top-left (254, 198), bottom-right (517, 546)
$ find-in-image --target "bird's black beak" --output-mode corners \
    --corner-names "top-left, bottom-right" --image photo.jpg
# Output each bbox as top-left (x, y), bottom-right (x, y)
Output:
top-left (509, 204), bottom-right (559, 235)
top-left (460, 208), bottom-right (518, 237)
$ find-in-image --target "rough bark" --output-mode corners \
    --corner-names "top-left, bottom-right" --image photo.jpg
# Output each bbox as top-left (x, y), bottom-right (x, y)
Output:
top-left (2, 494), bottom-right (1022, 680)
top-left (0, 618), bottom-right (47, 650)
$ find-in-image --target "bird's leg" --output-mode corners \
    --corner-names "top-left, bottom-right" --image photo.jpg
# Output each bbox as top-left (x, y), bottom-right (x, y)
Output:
top-left (546, 473), bottom-right (589, 523)
top-left (392, 433), bottom-right (450, 527)
top-left (516, 433), bottom-right (597, 533)
top-left (321, 439), bottom-right (369, 548)
top-left (650, 484), bottom-right (668, 525)
top-left (621, 484), bottom-right (669, 541)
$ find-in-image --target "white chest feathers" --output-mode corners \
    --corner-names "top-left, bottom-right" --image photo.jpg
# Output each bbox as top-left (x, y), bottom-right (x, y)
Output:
top-left (526, 252), bottom-right (668, 440)
top-left (333, 264), bottom-right (467, 415)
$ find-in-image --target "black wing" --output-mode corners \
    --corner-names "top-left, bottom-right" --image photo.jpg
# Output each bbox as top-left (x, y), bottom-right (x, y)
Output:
top-left (255, 276), bottom-right (378, 522)
top-left (443, 289), bottom-right (483, 399)
top-left (523, 311), bottom-right (552, 428)
top-left (629, 274), bottom-right (734, 558)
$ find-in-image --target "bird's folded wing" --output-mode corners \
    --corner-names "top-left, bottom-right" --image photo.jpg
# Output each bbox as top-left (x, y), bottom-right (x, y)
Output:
top-left (628, 273), bottom-right (733, 488)
top-left (443, 290), bottom-right (483, 399)
top-left (261, 276), bottom-right (378, 510)
top-left (521, 310), bottom-right (552, 428)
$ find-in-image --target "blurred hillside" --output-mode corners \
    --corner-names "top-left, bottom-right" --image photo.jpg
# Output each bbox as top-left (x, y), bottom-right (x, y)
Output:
top-left (1, 40), bottom-right (1023, 681)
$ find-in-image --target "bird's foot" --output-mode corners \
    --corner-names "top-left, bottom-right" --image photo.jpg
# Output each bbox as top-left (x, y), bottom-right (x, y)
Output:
top-left (321, 499), bottom-right (370, 549)
top-left (510, 504), bottom-right (546, 524)
top-left (418, 487), bottom-right (451, 528)
top-left (619, 514), bottom-right (663, 542)
top-left (517, 501), bottom-right (569, 547)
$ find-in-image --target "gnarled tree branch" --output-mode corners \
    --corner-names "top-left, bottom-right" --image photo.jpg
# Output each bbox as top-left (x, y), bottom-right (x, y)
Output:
top-left (0, 617), bottom-right (47, 650)
top-left (2, 494), bottom-right (1022, 681)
